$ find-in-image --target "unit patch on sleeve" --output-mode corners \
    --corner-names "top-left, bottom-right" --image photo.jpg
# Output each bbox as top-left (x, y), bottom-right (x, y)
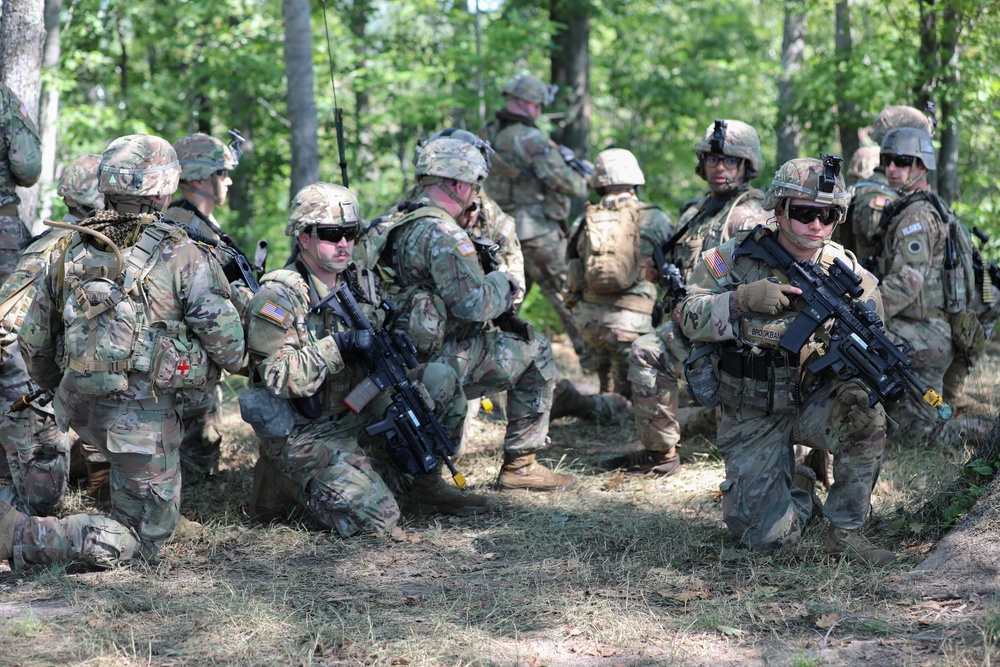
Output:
top-left (259, 301), bottom-right (290, 325)
top-left (705, 249), bottom-right (731, 279)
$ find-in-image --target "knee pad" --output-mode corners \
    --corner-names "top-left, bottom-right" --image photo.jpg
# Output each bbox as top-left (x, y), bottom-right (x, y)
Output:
top-left (65, 514), bottom-right (139, 568)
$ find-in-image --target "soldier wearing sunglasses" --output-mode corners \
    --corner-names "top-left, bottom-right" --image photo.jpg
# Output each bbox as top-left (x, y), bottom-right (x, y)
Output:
top-left (676, 156), bottom-right (896, 567)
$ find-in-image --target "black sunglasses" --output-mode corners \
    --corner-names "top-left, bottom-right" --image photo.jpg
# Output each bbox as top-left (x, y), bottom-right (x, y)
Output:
top-left (313, 225), bottom-right (359, 243)
top-left (786, 205), bottom-right (842, 226)
top-left (880, 154), bottom-right (916, 169)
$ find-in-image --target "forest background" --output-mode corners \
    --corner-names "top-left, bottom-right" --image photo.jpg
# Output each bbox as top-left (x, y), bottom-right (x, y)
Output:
top-left (2, 0), bottom-right (1000, 327)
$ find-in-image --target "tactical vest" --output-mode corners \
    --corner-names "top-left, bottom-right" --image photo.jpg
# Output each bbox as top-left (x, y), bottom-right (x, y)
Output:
top-left (677, 188), bottom-right (761, 282)
top-left (60, 219), bottom-right (212, 397)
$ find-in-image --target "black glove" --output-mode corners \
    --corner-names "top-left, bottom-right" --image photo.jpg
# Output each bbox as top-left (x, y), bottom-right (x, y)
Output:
top-left (333, 330), bottom-right (373, 364)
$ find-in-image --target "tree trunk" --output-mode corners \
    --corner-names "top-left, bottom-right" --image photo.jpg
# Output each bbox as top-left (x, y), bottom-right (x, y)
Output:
top-left (283, 0), bottom-right (320, 200)
top-left (0, 0), bottom-right (46, 229)
top-left (776, 0), bottom-right (806, 166)
top-left (916, 0), bottom-right (939, 192)
top-left (834, 0), bottom-right (859, 167)
top-left (936, 6), bottom-right (961, 205)
top-left (347, 0), bottom-right (374, 185)
top-left (35, 0), bottom-right (62, 228)
top-left (549, 0), bottom-right (589, 157)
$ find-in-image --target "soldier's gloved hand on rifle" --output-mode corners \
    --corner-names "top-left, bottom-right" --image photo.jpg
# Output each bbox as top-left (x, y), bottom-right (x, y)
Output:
top-left (736, 277), bottom-right (801, 315)
top-left (503, 272), bottom-right (522, 305)
top-left (838, 383), bottom-right (878, 429)
top-left (332, 330), bottom-right (374, 364)
top-left (643, 257), bottom-right (660, 284)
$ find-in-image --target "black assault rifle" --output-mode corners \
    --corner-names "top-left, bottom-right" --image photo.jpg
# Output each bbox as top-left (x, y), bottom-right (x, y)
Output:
top-left (315, 284), bottom-right (467, 488)
top-left (8, 386), bottom-right (53, 413)
top-left (652, 214), bottom-right (698, 313)
top-left (971, 227), bottom-right (1000, 300)
top-left (175, 224), bottom-right (261, 293)
top-left (734, 225), bottom-right (951, 419)
top-left (473, 237), bottom-right (534, 341)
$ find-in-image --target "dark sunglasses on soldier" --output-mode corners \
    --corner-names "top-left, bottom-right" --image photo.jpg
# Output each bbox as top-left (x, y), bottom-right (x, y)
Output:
top-left (313, 225), bottom-right (359, 243)
top-left (786, 205), bottom-right (842, 226)
top-left (880, 154), bottom-right (916, 169)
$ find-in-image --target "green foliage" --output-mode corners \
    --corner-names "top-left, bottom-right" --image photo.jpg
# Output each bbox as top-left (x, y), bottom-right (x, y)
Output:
top-left (519, 284), bottom-right (564, 336)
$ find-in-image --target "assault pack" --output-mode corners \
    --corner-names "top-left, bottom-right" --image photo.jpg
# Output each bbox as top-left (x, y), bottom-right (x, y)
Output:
top-left (578, 198), bottom-right (643, 294)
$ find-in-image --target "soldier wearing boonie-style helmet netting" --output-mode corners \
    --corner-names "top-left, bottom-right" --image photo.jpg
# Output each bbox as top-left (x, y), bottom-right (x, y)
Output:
top-left (678, 155), bottom-right (895, 567)
top-left (364, 136), bottom-right (572, 492)
top-left (0, 84), bottom-right (42, 287)
top-left (3, 134), bottom-right (244, 569)
top-left (166, 132), bottom-right (251, 482)
top-left (243, 182), bottom-right (483, 533)
top-left (600, 119), bottom-right (769, 477)
top-left (481, 73), bottom-right (591, 366)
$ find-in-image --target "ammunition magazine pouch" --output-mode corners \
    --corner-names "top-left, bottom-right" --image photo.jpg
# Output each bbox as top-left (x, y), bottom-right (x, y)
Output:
top-left (717, 346), bottom-right (800, 415)
top-left (683, 343), bottom-right (719, 408)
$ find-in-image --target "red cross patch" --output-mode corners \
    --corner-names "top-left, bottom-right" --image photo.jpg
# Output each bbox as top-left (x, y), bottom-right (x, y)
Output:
top-left (177, 360), bottom-right (190, 376)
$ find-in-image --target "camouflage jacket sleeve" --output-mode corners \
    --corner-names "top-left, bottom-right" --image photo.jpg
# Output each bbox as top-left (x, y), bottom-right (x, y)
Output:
top-left (1, 86), bottom-right (42, 190)
top-left (677, 238), bottom-right (743, 342)
top-left (638, 206), bottom-right (675, 257)
top-left (476, 196), bottom-right (526, 305)
top-left (405, 217), bottom-right (513, 322)
top-left (517, 128), bottom-right (588, 198)
top-left (171, 240), bottom-right (246, 373)
top-left (877, 200), bottom-right (945, 319)
top-left (18, 248), bottom-right (66, 390)
top-left (246, 278), bottom-right (348, 399)
top-left (724, 192), bottom-right (770, 240)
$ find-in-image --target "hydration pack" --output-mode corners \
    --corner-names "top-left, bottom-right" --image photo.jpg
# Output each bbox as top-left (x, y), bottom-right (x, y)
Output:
top-left (581, 198), bottom-right (643, 294)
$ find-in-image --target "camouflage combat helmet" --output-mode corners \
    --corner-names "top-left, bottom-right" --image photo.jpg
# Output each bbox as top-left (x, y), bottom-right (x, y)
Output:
top-left (501, 73), bottom-right (556, 106)
top-left (880, 127), bottom-right (936, 171)
top-left (592, 148), bottom-right (645, 188)
top-left (414, 128), bottom-right (494, 172)
top-left (98, 134), bottom-right (180, 197)
top-left (57, 154), bottom-right (105, 211)
top-left (870, 105), bottom-right (934, 144)
top-left (173, 133), bottom-right (238, 182)
top-left (415, 137), bottom-right (489, 185)
top-left (695, 119), bottom-right (763, 178)
top-left (285, 182), bottom-right (362, 237)
top-left (763, 155), bottom-right (850, 214)
top-left (848, 145), bottom-right (880, 182)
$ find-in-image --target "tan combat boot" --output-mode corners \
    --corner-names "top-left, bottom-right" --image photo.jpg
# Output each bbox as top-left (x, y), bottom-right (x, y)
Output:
top-left (498, 452), bottom-right (577, 492)
top-left (1, 500), bottom-right (22, 562)
top-left (601, 448), bottom-right (681, 477)
top-left (551, 379), bottom-right (598, 420)
top-left (400, 473), bottom-right (492, 517)
top-left (84, 459), bottom-right (111, 502)
top-left (793, 465), bottom-right (824, 523)
top-left (825, 526), bottom-right (897, 567)
top-left (943, 362), bottom-right (972, 410)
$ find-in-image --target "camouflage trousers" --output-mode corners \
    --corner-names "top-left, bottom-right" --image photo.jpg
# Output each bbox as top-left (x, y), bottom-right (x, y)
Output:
top-left (253, 362), bottom-right (467, 537)
top-left (885, 317), bottom-right (954, 446)
top-left (0, 392), bottom-right (69, 517)
top-left (716, 379), bottom-right (887, 552)
top-left (178, 385), bottom-right (223, 478)
top-left (0, 211), bottom-right (27, 286)
top-left (518, 229), bottom-right (587, 358)
top-left (9, 387), bottom-right (181, 567)
top-left (574, 301), bottom-right (652, 399)
top-left (436, 329), bottom-right (556, 454)
top-left (627, 320), bottom-right (692, 453)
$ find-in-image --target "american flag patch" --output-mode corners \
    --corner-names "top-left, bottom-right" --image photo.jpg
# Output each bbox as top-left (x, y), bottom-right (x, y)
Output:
top-left (705, 249), bottom-right (730, 278)
top-left (259, 300), bottom-right (289, 324)
top-left (18, 102), bottom-right (29, 118)
top-left (871, 195), bottom-right (892, 210)
top-left (456, 240), bottom-right (476, 256)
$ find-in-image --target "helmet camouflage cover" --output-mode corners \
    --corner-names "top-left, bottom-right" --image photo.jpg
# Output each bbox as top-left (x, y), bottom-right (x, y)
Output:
top-left (501, 73), bottom-right (556, 106)
top-left (415, 137), bottom-right (489, 185)
top-left (174, 133), bottom-right (238, 182)
top-left (880, 127), bottom-right (937, 171)
top-left (98, 134), bottom-right (180, 197)
top-left (870, 105), bottom-right (934, 144)
top-left (763, 156), bottom-right (850, 213)
top-left (695, 119), bottom-right (764, 177)
top-left (285, 182), bottom-right (362, 237)
top-left (58, 154), bottom-right (105, 211)
top-left (592, 148), bottom-right (645, 188)
top-left (414, 128), bottom-right (494, 172)
top-left (848, 145), bottom-right (880, 181)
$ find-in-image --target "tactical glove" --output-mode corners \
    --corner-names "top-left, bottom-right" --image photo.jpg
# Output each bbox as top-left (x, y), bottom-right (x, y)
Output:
top-left (736, 278), bottom-right (799, 315)
top-left (838, 384), bottom-right (877, 429)
top-left (333, 330), bottom-right (374, 364)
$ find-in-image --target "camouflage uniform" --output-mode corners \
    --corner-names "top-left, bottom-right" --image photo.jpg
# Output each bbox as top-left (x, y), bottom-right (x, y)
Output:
top-left (5, 135), bottom-right (245, 568)
top-left (245, 183), bottom-right (469, 535)
top-left (678, 158), bottom-right (889, 559)
top-left (0, 84), bottom-right (42, 286)
top-left (566, 149), bottom-right (674, 399)
top-left (482, 74), bottom-right (589, 358)
top-left (625, 121), bottom-right (768, 469)
top-left (0, 229), bottom-right (73, 516)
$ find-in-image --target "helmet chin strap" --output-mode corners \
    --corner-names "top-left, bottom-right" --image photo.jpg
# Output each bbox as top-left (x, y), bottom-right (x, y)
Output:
top-left (778, 205), bottom-right (830, 250)
top-left (180, 180), bottom-right (223, 206)
top-left (893, 165), bottom-right (926, 194)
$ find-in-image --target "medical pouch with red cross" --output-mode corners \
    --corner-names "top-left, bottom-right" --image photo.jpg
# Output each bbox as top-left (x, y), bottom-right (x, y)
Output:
top-left (148, 334), bottom-right (218, 393)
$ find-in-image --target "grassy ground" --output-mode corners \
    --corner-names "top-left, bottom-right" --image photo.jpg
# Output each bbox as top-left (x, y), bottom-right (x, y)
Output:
top-left (1, 339), bottom-right (998, 666)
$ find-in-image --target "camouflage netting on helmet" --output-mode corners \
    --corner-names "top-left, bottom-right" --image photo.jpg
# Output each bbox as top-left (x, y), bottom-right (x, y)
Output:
top-left (871, 105), bottom-right (934, 144)
top-left (501, 73), bottom-right (556, 106)
top-left (592, 148), bottom-right (645, 188)
top-left (880, 127), bottom-right (937, 170)
top-left (695, 119), bottom-right (763, 176)
top-left (285, 182), bottom-right (362, 237)
top-left (174, 133), bottom-right (237, 182)
top-left (58, 155), bottom-right (105, 211)
top-left (415, 137), bottom-right (489, 185)
top-left (848, 146), bottom-right (881, 181)
top-left (99, 134), bottom-right (180, 197)
top-left (763, 157), bottom-right (850, 212)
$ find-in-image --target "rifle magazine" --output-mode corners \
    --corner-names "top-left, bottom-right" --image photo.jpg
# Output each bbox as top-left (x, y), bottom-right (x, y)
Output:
top-left (343, 377), bottom-right (381, 414)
